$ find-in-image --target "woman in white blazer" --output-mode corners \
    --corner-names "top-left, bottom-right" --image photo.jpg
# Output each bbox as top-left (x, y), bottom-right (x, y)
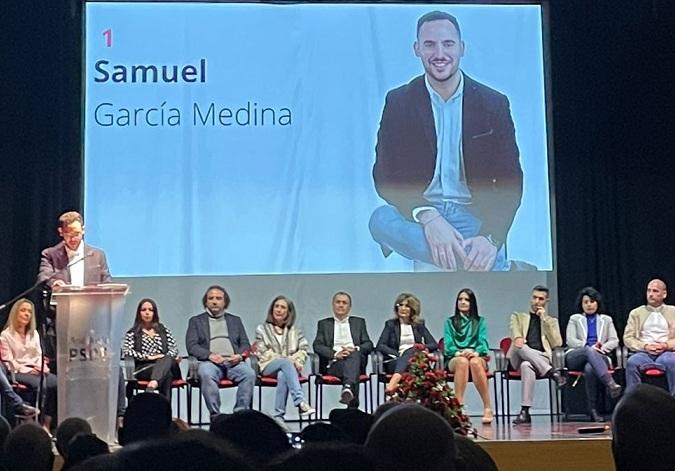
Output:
top-left (565, 287), bottom-right (622, 422)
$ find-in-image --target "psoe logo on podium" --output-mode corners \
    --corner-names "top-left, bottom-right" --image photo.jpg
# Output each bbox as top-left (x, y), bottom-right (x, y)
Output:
top-left (68, 330), bottom-right (112, 363)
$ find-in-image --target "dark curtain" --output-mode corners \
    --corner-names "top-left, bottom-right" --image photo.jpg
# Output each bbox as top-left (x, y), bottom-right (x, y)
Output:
top-left (550, 0), bottom-right (675, 336)
top-left (2, 0), bottom-right (675, 339)
top-left (1, 1), bottom-right (82, 324)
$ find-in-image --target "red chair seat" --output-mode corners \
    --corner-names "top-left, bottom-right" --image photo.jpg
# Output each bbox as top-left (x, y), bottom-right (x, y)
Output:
top-left (317, 374), bottom-right (369, 385)
top-left (259, 375), bottom-right (309, 386)
top-left (499, 337), bottom-right (561, 418)
top-left (136, 379), bottom-right (187, 388)
top-left (217, 379), bottom-right (236, 388)
top-left (643, 368), bottom-right (664, 377)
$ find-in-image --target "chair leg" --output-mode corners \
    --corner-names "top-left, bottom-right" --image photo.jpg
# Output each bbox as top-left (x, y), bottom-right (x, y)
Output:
top-left (363, 380), bottom-right (367, 413)
top-left (505, 375), bottom-right (510, 420)
top-left (492, 377), bottom-right (499, 418)
top-left (176, 386), bottom-right (181, 420)
top-left (315, 380), bottom-right (322, 421)
top-left (562, 381), bottom-right (569, 421)
top-left (187, 385), bottom-right (193, 426)
top-left (305, 380), bottom-right (312, 423)
top-left (376, 378), bottom-right (381, 407)
top-left (198, 387), bottom-right (204, 424)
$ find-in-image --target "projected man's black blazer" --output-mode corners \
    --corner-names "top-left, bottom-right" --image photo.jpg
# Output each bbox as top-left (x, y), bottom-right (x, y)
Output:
top-left (372, 73), bottom-right (523, 244)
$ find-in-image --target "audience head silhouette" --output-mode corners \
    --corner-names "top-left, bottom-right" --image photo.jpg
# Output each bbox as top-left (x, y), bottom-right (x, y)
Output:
top-left (269, 442), bottom-right (375, 471)
top-left (612, 383), bottom-right (675, 471)
top-left (300, 422), bottom-right (349, 444)
top-left (329, 408), bottom-right (374, 444)
top-left (210, 410), bottom-right (291, 466)
top-left (72, 430), bottom-right (253, 471)
top-left (56, 417), bottom-right (92, 458)
top-left (120, 392), bottom-right (172, 445)
top-left (62, 433), bottom-right (109, 470)
top-left (365, 403), bottom-right (457, 471)
top-left (3, 423), bottom-right (54, 471)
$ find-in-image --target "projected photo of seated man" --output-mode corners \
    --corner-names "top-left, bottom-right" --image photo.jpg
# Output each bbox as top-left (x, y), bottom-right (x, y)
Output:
top-left (369, 11), bottom-right (523, 272)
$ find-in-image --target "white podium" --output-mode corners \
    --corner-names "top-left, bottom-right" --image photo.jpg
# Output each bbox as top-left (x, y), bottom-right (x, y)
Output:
top-left (51, 284), bottom-right (129, 444)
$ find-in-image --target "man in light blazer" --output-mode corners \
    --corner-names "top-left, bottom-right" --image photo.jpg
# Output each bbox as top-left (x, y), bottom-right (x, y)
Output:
top-left (507, 285), bottom-right (564, 424)
top-left (186, 285), bottom-right (255, 416)
top-left (313, 292), bottom-right (373, 408)
top-left (624, 279), bottom-right (675, 395)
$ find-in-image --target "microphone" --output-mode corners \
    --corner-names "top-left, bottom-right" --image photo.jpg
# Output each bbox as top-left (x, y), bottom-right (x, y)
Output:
top-left (577, 425), bottom-right (610, 434)
top-left (0, 254), bottom-right (89, 311)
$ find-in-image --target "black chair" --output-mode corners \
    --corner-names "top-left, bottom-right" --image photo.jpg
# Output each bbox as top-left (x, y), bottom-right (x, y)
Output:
top-left (310, 353), bottom-right (373, 420)
top-left (559, 347), bottom-right (624, 420)
top-left (185, 356), bottom-right (241, 426)
top-left (436, 339), bottom-right (501, 418)
top-left (249, 355), bottom-right (314, 426)
top-left (123, 356), bottom-right (187, 420)
top-left (498, 337), bottom-right (562, 421)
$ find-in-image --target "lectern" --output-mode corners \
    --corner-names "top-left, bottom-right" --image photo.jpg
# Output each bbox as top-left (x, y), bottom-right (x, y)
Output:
top-left (51, 284), bottom-right (129, 444)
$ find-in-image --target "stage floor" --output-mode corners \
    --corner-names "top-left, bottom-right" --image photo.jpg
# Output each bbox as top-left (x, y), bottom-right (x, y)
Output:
top-left (281, 414), bottom-right (615, 470)
top-left (473, 414), bottom-right (612, 441)
top-left (473, 415), bottom-right (615, 471)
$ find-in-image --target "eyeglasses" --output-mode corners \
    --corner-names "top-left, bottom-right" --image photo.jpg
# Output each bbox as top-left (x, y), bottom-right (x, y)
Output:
top-left (62, 231), bottom-right (83, 239)
top-left (396, 303), bottom-right (410, 308)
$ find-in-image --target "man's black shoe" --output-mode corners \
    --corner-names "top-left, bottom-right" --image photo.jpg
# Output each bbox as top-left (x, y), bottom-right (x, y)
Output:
top-left (340, 386), bottom-right (354, 405)
top-left (15, 404), bottom-right (39, 417)
top-left (549, 369), bottom-right (567, 388)
top-left (590, 409), bottom-right (604, 423)
top-left (607, 382), bottom-right (623, 399)
top-left (512, 409), bottom-right (531, 425)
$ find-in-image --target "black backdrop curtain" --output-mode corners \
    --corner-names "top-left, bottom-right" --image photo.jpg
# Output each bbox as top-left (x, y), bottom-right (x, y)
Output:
top-left (2, 0), bottom-right (675, 338)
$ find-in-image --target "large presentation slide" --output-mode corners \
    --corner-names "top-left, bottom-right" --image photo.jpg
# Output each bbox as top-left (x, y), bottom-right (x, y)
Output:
top-left (84, 2), bottom-right (552, 277)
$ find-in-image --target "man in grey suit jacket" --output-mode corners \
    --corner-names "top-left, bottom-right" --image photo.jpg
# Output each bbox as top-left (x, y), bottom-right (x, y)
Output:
top-left (186, 285), bottom-right (255, 417)
top-left (37, 211), bottom-right (111, 287)
top-left (313, 291), bottom-right (373, 408)
top-left (35, 211), bottom-right (122, 419)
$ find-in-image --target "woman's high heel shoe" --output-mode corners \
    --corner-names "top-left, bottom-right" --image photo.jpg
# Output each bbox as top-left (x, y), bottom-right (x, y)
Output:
top-left (481, 408), bottom-right (494, 424)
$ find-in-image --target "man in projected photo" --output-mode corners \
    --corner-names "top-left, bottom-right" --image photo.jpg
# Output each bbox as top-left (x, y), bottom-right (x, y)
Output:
top-left (369, 10), bottom-right (523, 272)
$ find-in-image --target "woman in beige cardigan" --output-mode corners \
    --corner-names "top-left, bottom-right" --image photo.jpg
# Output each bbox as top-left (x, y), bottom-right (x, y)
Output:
top-left (255, 295), bottom-right (315, 419)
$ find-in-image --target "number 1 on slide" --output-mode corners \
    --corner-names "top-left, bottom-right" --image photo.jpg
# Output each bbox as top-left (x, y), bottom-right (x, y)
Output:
top-left (103, 28), bottom-right (112, 47)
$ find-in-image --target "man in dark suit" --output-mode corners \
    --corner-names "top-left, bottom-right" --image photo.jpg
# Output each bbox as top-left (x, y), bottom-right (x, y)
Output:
top-left (313, 292), bottom-right (373, 408)
top-left (35, 211), bottom-right (122, 421)
top-left (369, 11), bottom-right (523, 272)
top-left (37, 211), bottom-right (111, 287)
top-left (186, 285), bottom-right (255, 416)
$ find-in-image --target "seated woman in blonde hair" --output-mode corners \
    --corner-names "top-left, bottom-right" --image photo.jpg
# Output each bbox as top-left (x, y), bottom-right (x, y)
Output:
top-left (1, 298), bottom-right (57, 434)
top-left (376, 293), bottom-right (437, 394)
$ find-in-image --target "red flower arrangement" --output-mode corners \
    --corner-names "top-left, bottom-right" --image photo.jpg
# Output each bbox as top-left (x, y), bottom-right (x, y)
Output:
top-left (393, 344), bottom-right (475, 436)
